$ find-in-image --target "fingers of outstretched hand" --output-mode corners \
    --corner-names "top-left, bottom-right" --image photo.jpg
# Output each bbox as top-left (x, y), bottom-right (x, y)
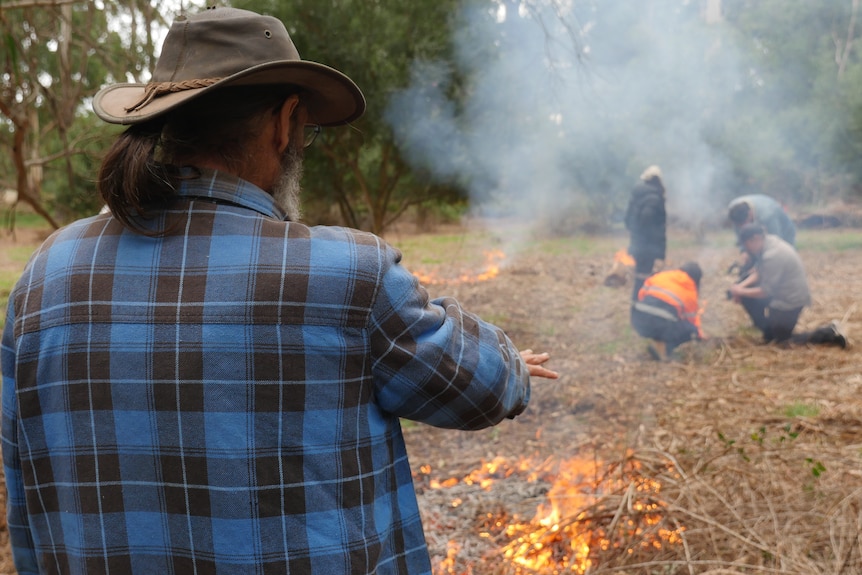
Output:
top-left (519, 350), bottom-right (560, 379)
top-left (528, 365), bottom-right (560, 379)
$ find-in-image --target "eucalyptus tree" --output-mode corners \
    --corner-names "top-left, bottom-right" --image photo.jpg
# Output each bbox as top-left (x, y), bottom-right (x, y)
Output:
top-left (720, 0), bottom-right (862, 202)
top-left (0, 1), bottom-right (198, 229)
top-left (231, 0), bottom-right (464, 233)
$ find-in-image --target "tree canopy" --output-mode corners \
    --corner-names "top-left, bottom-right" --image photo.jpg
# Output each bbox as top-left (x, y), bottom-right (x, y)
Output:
top-left (2, 0), bottom-right (862, 233)
top-left (0, 0), bottom-right (180, 229)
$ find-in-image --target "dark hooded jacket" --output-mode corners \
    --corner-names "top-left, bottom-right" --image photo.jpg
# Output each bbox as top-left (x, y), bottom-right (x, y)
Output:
top-left (624, 178), bottom-right (666, 261)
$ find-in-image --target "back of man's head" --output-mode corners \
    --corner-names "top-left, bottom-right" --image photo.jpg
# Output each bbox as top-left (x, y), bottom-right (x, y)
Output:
top-left (93, 7), bottom-right (365, 234)
top-left (679, 261), bottom-right (702, 289)
top-left (728, 201), bottom-right (752, 226)
top-left (738, 222), bottom-right (765, 243)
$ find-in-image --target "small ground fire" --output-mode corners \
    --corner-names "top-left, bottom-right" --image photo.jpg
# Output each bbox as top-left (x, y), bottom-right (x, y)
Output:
top-left (412, 249), bottom-right (506, 285)
top-left (418, 454), bottom-right (684, 574)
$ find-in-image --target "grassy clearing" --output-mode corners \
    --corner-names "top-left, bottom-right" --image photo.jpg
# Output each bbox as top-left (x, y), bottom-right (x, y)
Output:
top-left (2, 211), bottom-right (46, 230)
top-left (393, 228), bottom-right (503, 266)
top-left (797, 228), bottom-right (862, 251)
top-left (0, 220), bottom-right (50, 330)
top-left (0, 278), bottom-right (15, 329)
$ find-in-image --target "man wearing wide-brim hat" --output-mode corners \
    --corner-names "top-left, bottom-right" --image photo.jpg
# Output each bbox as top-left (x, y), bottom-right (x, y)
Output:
top-left (1, 7), bottom-right (558, 575)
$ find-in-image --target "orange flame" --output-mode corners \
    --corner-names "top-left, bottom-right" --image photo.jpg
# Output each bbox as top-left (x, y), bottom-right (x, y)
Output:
top-left (436, 541), bottom-right (471, 575)
top-left (614, 249), bottom-right (635, 267)
top-left (422, 455), bottom-right (683, 574)
top-left (413, 249), bottom-right (506, 285)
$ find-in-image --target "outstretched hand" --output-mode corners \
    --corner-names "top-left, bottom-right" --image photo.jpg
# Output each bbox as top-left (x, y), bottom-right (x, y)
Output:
top-left (520, 350), bottom-right (559, 379)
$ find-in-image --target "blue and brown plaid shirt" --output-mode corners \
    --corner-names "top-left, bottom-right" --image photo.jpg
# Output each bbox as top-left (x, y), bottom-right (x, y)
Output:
top-left (1, 169), bottom-right (530, 575)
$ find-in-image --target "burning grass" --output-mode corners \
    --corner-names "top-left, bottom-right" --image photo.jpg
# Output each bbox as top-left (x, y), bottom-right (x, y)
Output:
top-left (2, 224), bottom-right (861, 574)
top-left (417, 430), bottom-right (862, 574)
top-left (404, 226), bottom-right (862, 575)
top-left (413, 335), bottom-right (862, 573)
top-left (412, 249), bottom-right (506, 285)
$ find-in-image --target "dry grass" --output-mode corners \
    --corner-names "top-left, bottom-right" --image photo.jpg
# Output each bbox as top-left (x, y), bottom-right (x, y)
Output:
top-left (402, 225), bottom-right (862, 575)
top-left (1, 223), bottom-right (860, 574)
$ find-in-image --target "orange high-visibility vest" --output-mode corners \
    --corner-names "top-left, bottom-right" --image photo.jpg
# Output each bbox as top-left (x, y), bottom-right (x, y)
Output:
top-left (637, 269), bottom-right (702, 336)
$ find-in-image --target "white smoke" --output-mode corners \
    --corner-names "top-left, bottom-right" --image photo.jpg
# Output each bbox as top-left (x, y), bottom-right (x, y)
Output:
top-left (385, 0), bottom-right (744, 245)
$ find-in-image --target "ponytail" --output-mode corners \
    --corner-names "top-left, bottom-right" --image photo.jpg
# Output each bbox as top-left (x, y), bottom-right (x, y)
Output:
top-left (97, 120), bottom-right (179, 235)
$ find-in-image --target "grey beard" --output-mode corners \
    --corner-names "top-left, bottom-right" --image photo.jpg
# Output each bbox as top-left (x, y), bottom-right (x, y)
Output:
top-left (272, 143), bottom-right (304, 221)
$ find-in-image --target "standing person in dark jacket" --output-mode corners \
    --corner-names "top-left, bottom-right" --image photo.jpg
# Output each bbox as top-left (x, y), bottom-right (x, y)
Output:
top-left (624, 165), bottom-right (667, 300)
top-left (0, 8), bottom-right (559, 575)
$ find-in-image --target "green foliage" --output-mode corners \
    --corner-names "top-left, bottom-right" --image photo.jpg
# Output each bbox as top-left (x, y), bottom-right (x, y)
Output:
top-left (0, 1), bottom-right (202, 228)
top-left (525, 236), bottom-right (618, 256)
top-left (805, 458), bottom-right (826, 478)
top-left (231, 0), bottom-right (462, 233)
top-left (722, 0), bottom-right (862, 200)
top-left (4, 1), bottom-right (862, 233)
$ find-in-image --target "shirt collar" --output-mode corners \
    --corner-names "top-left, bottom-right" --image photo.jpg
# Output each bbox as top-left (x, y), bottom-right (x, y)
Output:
top-left (175, 166), bottom-right (287, 221)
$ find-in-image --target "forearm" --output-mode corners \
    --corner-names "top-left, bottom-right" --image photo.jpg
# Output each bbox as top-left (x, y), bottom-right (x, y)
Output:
top-left (732, 285), bottom-right (766, 299)
top-left (737, 268), bottom-right (759, 288)
top-left (370, 264), bottom-right (529, 429)
top-left (729, 268), bottom-right (766, 300)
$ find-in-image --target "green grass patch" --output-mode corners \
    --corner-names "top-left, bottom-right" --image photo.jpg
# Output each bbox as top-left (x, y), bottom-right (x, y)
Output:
top-left (782, 402), bottom-right (820, 418)
top-left (394, 227), bottom-right (628, 263)
top-left (0, 274), bottom-right (18, 331)
top-left (399, 418), bottom-right (419, 430)
top-left (5, 244), bottom-right (38, 265)
top-left (3, 211), bottom-right (48, 229)
top-left (796, 229), bottom-right (862, 252)
top-left (0, 245), bottom-right (40, 330)
top-left (523, 235), bottom-right (622, 256)
top-left (394, 230), bottom-right (495, 265)
top-left (416, 257), bottom-right (444, 265)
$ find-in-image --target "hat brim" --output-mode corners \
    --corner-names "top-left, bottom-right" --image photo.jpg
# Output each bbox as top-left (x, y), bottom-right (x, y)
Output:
top-left (93, 60), bottom-right (366, 127)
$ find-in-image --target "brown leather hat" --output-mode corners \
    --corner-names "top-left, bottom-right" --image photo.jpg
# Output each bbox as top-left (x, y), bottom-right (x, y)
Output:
top-left (93, 7), bottom-right (365, 127)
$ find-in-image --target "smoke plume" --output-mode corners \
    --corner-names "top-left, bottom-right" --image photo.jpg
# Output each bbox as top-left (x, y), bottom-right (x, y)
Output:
top-left (385, 0), bottom-right (746, 244)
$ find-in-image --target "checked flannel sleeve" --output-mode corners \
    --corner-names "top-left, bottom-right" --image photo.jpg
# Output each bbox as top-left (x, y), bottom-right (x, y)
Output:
top-left (2, 301), bottom-right (40, 575)
top-left (368, 245), bottom-right (530, 429)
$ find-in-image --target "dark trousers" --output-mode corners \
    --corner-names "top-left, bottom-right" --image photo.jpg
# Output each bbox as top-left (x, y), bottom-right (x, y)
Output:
top-left (631, 300), bottom-right (699, 353)
top-left (740, 297), bottom-right (803, 343)
top-left (631, 256), bottom-right (655, 301)
top-left (740, 297), bottom-right (843, 346)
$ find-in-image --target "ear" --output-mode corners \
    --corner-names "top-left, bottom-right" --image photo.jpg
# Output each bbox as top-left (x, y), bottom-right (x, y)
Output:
top-left (274, 95), bottom-right (302, 153)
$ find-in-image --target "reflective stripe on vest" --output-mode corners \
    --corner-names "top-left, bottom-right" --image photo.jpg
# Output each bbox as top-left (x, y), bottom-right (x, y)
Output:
top-left (641, 285), bottom-right (698, 320)
top-left (638, 270), bottom-right (699, 323)
top-left (632, 300), bottom-right (679, 322)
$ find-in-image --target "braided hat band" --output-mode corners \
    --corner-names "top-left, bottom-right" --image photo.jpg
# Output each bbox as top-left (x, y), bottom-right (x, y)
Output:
top-left (124, 79), bottom-right (222, 113)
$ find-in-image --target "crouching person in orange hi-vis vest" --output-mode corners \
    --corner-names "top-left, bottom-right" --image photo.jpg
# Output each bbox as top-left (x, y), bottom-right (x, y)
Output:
top-left (631, 262), bottom-right (705, 361)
